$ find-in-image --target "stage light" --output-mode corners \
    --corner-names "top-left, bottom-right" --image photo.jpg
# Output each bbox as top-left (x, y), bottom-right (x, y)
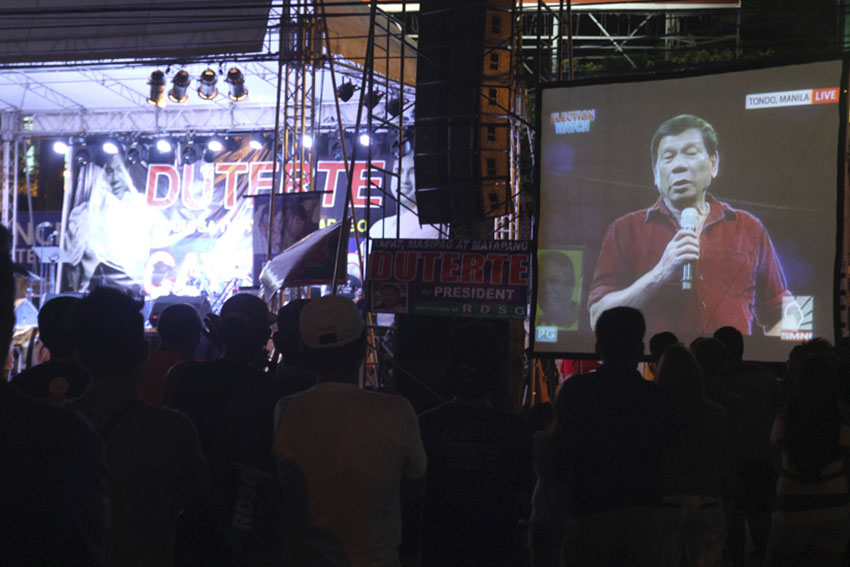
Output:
top-left (225, 68), bottom-right (248, 102)
top-left (302, 134), bottom-right (313, 149)
top-left (182, 142), bottom-right (198, 165)
top-left (102, 139), bottom-right (120, 155)
top-left (126, 142), bottom-right (144, 165)
top-left (169, 70), bottom-right (191, 103)
top-left (365, 91), bottom-right (383, 109)
top-left (75, 146), bottom-right (90, 167)
top-left (337, 81), bottom-right (355, 102)
top-left (358, 133), bottom-right (371, 146)
top-left (248, 134), bottom-right (264, 151)
top-left (207, 136), bottom-right (224, 153)
top-left (198, 69), bottom-right (218, 100)
top-left (53, 140), bottom-right (69, 155)
top-left (148, 70), bottom-right (167, 107)
top-left (387, 96), bottom-right (404, 117)
top-left (156, 138), bottom-right (173, 153)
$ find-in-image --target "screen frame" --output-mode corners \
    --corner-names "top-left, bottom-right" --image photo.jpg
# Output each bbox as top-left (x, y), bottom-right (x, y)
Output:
top-left (530, 55), bottom-right (849, 361)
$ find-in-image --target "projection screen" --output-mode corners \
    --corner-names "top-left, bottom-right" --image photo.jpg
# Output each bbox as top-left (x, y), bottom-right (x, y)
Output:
top-left (532, 58), bottom-right (846, 362)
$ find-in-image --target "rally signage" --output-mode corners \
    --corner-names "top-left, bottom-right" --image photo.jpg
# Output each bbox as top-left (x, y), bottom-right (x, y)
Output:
top-left (59, 135), bottom-right (395, 299)
top-left (367, 239), bottom-right (530, 319)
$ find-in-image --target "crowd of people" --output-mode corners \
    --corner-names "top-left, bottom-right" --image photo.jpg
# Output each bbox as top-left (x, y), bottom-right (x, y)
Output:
top-left (2, 220), bottom-right (849, 566)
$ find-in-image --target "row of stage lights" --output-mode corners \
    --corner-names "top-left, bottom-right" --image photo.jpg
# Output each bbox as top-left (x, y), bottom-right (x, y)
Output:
top-left (336, 80), bottom-right (405, 117)
top-left (52, 133), bottom-right (267, 167)
top-left (52, 129), bottom-right (385, 167)
top-left (146, 69), bottom-right (404, 114)
top-left (147, 67), bottom-right (248, 108)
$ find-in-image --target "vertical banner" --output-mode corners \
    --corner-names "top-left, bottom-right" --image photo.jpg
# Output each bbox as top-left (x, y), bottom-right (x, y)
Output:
top-left (252, 192), bottom-right (323, 285)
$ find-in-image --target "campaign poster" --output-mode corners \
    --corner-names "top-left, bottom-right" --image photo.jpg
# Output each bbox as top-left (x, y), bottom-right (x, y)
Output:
top-left (252, 192), bottom-right (323, 284)
top-left (367, 239), bottom-right (530, 319)
top-left (58, 134), bottom-right (397, 300)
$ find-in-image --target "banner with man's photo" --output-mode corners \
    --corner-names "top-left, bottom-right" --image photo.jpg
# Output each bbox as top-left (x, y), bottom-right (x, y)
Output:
top-left (367, 239), bottom-right (530, 319)
top-left (58, 133), bottom-right (409, 300)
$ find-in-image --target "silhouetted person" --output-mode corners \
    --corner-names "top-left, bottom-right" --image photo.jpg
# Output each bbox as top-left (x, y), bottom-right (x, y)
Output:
top-left (270, 298), bottom-right (318, 398)
top-left (714, 325), bottom-right (779, 565)
top-left (417, 322), bottom-right (533, 567)
top-left (691, 336), bottom-right (745, 563)
top-left (273, 294), bottom-right (427, 567)
top-left (529, 386), bottom-right (571, 567)
top-left (656, 344), bottom-right (728, 567)
top-left (555, 306), bottom-right (680, 566)
top-left (650, 331), bottom-right (680, 364)
top-left (10, 295), bottom-right (89, 403)
top-left (226, 298), bottom-right (316, 474)
top-left (163, 292), bottom-right (272, 566)
top-left (648, 330), bottom-right (680, 380)
top-left (138, 303), bottom-right (202, 405)
top-left (765, 340), bottom-right (850, 567)
top-left (69, 287), bottom-right (209, 567)
top-left (0, 227), bottom-right (110, 566)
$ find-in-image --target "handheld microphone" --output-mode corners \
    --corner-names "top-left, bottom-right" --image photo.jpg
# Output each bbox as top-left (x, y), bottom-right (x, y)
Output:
top-left (680, 207), bottom-right (698, 291)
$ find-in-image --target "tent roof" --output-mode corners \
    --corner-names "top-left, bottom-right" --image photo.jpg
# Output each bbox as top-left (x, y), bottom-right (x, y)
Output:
top-left (0, 1), bottom-right (417, 134)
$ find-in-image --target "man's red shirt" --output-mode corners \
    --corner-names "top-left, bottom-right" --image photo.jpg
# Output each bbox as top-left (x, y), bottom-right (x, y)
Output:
top-left (589, 195), bottom-right (790, 336)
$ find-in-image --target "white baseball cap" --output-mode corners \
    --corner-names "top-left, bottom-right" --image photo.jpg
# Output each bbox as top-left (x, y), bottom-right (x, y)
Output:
top-left (299, 294), bottom-right (364, 349)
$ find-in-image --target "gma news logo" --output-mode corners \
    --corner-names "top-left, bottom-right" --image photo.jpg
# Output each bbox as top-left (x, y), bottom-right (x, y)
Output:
top-left (536, 326), bottom-right (558, 343)
top-left (781, 296), bottom-right (813, 341)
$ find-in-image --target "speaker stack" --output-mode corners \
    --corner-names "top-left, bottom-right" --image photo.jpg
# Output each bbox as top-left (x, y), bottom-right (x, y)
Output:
top-left (414, 0), bottom-right (514, 225)
top-left (148, 295), bottom-right (212, 327)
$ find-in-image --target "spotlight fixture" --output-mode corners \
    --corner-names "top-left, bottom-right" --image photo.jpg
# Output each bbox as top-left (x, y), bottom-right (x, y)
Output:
top-left (248, 133), bottom-right (264, 151)
top-left (126, 142), bottom-right (145, 165)
top-left (155, 138), bottom-right (173, 153)
top-left (102, 139), bottom-right (120, 155)
top-left (53, 140), bottom-right (69, 155)
top-left (182, 142), bottom-right (198, 165)
top-left (75, 144), bottom-right (90, 167)
top-left (206, 136), bottom-right (224, 153)
top-left (337, 81), bottom-right (355, 102)
top-left (358, 133), bottom-right (371, 147)
top-left (147, 70), bottom-right (167, 107)
top-left (302, 134), bottom-right (313, 149)
top-left (198, 69), bottom-right (219, 100)
top-left (365, 91), bottom-right (383, 109)
top-left (225, 68), bottom-right (248, 102)
top-left (169, 70), bottom-right (191, 103)
top-left (387, 96), bottom-right (404, 118)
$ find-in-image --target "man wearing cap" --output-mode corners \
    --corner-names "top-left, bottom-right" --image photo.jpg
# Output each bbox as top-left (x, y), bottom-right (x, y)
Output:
top-left (273, 294), bottom-right (427, 567)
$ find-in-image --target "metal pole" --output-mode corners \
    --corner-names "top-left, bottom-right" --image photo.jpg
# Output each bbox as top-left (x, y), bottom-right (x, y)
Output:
top-left (268, 13), bottom-right (287, 261)
top-left (12, 135), bottom-right (19, 252)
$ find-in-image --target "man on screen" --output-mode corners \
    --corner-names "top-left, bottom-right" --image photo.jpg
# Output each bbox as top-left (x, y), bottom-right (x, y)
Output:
top-left (588, 114), bottom-right (791, 336)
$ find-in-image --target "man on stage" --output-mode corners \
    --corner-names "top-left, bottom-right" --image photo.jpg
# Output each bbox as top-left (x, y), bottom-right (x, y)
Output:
top-left (588, 114), bottom-right (791, 336)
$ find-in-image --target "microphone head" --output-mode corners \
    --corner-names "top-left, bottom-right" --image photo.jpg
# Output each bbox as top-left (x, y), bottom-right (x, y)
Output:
top-left (680, 207), bottom-right (698, 231)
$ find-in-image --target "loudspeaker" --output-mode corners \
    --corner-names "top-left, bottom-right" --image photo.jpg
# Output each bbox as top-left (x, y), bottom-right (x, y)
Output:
top-left (148, 295), bottom-right (212, 327)
top-left (414, 0), bottom-right (514, 225)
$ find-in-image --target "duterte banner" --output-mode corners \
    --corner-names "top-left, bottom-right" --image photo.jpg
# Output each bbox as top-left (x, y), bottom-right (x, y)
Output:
top-left (59, 134), bottom-right (394, 299)
top-left (367, 239), bottom-right (530, 319)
